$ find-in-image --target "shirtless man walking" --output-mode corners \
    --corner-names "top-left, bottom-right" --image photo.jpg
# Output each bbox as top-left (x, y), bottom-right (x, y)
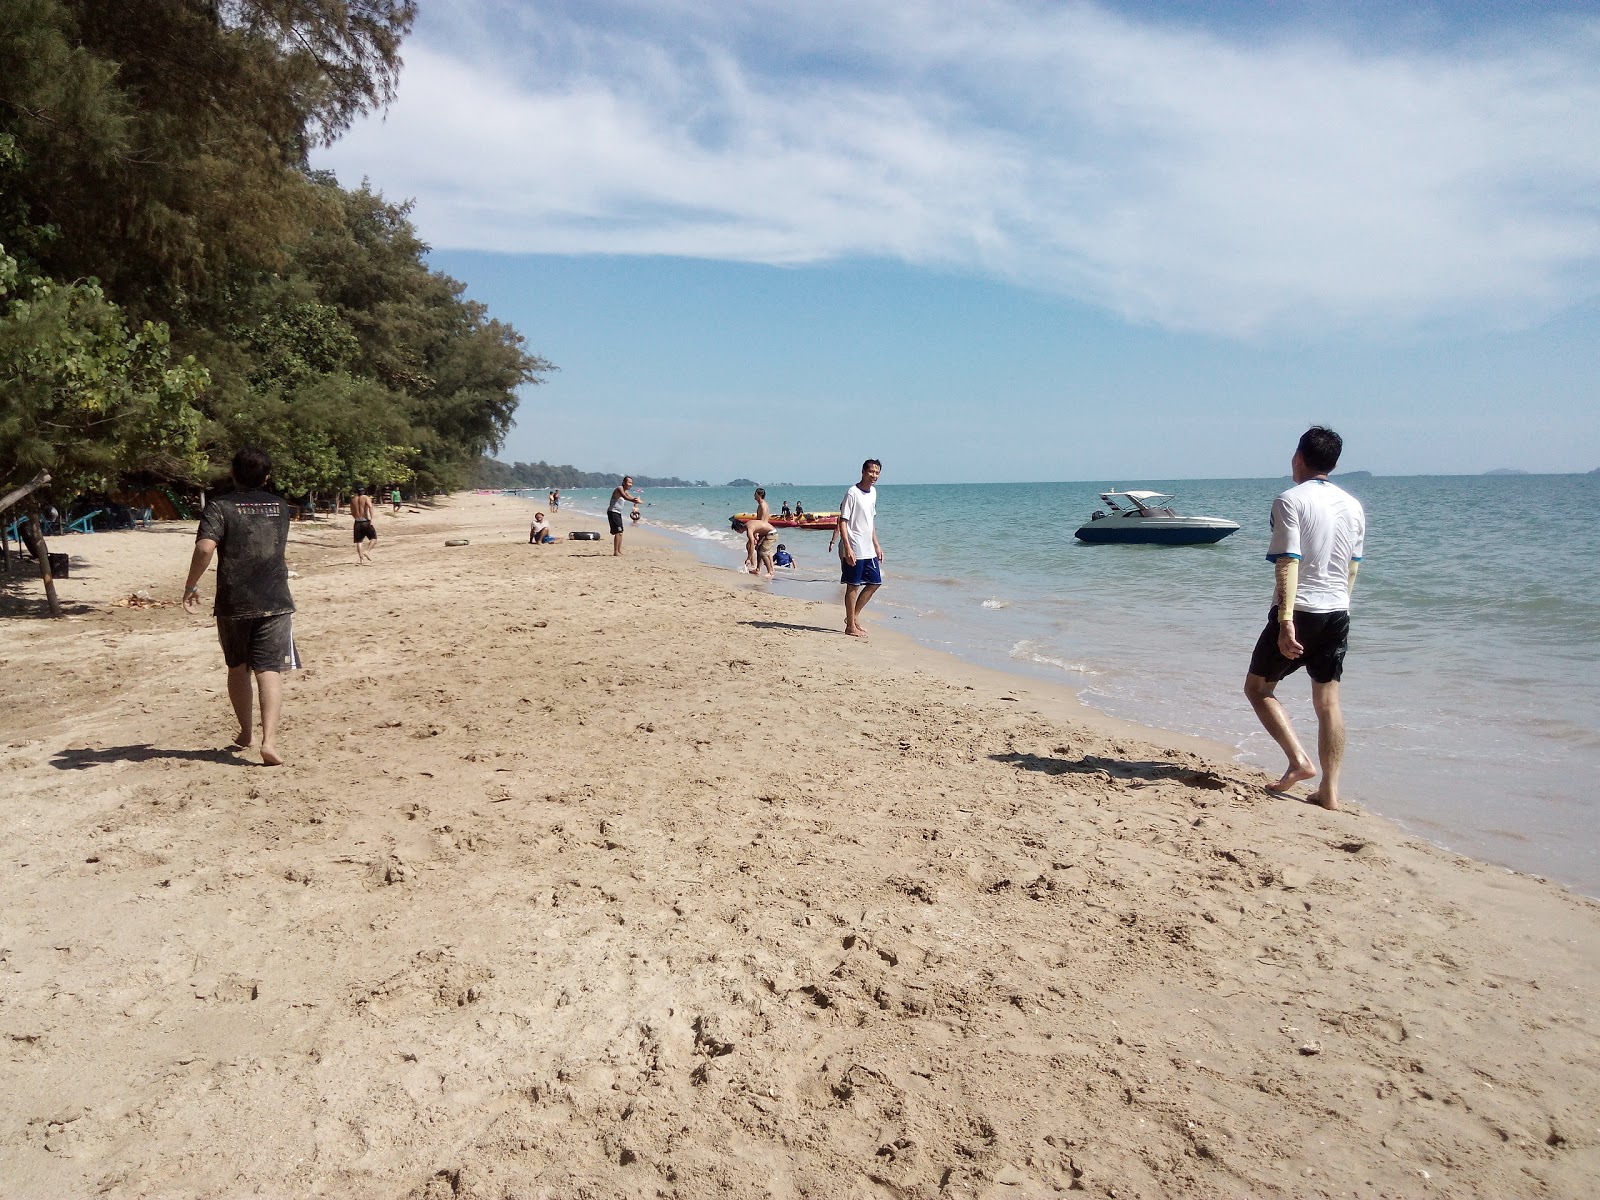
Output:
top-left (1244, 427), bottom-right (1366, 810)
top-left (836, 459), bottom-right (883, 638)
top-left (350, 486), bottom-right (377, 563)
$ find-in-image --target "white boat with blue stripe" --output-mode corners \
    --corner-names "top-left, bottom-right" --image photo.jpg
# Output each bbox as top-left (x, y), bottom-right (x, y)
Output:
top-left (1074, 490), bottom-right (1240, 545)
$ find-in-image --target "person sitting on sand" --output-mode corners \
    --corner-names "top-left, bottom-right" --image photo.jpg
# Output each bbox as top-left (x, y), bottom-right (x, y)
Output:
top-left (530, 512), bottom-right (557, 544)
top-left (774, 543), bottom-right (794, 568)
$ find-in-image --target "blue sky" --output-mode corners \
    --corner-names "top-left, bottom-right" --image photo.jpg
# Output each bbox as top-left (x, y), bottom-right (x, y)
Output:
top-left (315, 1), bottom-right (1600, 484)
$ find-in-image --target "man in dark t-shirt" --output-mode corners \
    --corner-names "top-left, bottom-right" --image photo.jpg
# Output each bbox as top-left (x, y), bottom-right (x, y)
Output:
top-left (182, 445), bottom-right (298, 765)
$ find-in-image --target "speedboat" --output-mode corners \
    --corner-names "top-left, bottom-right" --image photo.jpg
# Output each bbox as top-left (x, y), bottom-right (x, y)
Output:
top-left (1074, 490), bottom-right (1239, 545)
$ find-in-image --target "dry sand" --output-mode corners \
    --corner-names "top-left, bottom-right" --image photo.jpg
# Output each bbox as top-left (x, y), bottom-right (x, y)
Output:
top-left (2, 492), bottom-right (1598, 1199)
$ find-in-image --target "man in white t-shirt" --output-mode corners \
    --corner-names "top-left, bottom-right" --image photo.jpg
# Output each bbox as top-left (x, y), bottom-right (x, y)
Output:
top-left (1244, 426), bottom-right (1367, 810)
top-left (835, 458), bottom-right (883, 638)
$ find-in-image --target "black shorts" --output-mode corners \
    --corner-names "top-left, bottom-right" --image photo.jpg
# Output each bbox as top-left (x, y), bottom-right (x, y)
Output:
top-left (607, 510), bottom-right (625, 535)
top-left (1249, 606), bottom-right (1349, 684)
top-left (217, 613), bottom-right (301, 673)
top-left (354, 519), bottom-right (377, 543)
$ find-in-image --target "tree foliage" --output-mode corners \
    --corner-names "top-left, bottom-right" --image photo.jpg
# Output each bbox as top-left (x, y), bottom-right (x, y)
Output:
top-left (0, 243), bottom-right (209, 497)
top-left (474, 459), bottom-right (709, 490)
top-left (0, 1), bottom-right (551, 508)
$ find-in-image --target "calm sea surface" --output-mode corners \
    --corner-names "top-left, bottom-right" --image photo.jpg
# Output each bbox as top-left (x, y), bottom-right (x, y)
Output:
top-left (536, 475), bottom-right (1600, 896)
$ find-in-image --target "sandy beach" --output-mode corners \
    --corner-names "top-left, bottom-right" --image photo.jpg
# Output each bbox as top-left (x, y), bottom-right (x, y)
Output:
top-left (2, 492), bottom-right (1597, 1198)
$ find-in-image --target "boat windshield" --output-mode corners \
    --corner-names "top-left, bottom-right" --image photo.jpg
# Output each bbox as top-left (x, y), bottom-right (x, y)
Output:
top-left (1100, 491), bottom-right (1178, 516)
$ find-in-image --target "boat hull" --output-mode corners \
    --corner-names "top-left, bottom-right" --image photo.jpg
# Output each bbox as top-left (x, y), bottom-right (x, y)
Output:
top-left (1074, 521), bottom-right (1238, 545)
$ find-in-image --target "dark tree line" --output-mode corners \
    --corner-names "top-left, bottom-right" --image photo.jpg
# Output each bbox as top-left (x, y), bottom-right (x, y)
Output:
top-left (1, 0), bottom-right (552, 522)
top-left (474, 458), bottom-right (708, 490)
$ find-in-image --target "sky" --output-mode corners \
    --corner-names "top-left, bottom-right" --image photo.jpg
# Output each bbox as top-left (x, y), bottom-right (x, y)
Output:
top-left (313, 0), bottom-right (1600, 484)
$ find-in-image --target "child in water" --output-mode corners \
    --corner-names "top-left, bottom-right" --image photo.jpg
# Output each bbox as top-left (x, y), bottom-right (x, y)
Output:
top-left (774, 543), bottom-right (795, 568)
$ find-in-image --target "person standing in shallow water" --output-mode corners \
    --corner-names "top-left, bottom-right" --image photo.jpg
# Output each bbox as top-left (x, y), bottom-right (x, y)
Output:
top-left (837, 459), bottom-right (883, 638)
top-left (182, 445), bottom-right (299, 766)
top-left (1244, 426), bottom-right (1366, 810)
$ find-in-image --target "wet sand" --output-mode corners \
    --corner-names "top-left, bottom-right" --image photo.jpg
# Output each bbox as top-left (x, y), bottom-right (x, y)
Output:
top-left (2, 493), bottom-right (1597, 1197)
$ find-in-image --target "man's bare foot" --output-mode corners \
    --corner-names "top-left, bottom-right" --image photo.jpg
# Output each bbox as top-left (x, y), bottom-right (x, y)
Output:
top-left (1266, 762), bottom-right (1316, 793)
top-left (260, 745), bottom-right (283, 766)
top-left (1307, 789), bottom-right (1339, 811)
top-left (231, 731), bottom-right (252, 750)
top-left (845, 625), bottom-right (868, 638)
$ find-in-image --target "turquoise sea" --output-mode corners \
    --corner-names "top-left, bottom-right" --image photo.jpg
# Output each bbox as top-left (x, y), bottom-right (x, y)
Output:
top-left (538, 474), bottom-right (1600, 897)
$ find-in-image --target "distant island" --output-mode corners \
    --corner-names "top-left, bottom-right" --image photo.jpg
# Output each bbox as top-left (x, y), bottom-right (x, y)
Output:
top-left (726, 478), bottom-right (758, 488)
top-left (1485, 468), bottom-right (1530, 476)
top-left (1335, 470), bottom-right (1373, 479)
top-left (475, 457), bottom-right (708, 489)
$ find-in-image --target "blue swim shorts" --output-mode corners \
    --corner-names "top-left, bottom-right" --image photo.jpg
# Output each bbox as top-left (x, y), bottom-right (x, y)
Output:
top-left (840, 557), bottom-right (882, 586)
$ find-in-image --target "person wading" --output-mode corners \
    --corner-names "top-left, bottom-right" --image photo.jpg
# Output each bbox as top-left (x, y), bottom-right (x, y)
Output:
top-left (1243, 426), bottom-right (1366, 810)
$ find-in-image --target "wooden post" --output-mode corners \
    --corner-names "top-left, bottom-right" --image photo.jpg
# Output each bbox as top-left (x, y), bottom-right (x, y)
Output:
top-left (18, 505), bottom-right (62, 618)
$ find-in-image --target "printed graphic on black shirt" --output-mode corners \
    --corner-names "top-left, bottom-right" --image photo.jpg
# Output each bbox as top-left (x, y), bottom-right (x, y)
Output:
top-left (197, 490), bottom-right (295, 618)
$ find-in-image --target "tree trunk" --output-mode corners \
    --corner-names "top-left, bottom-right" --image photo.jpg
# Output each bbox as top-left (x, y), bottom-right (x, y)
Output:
top-left (18, 506), bottom-right (62, 618)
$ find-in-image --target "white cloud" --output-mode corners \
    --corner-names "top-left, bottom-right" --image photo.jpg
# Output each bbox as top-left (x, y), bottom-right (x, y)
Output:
top-left (317, 0), bottom-right (1600, 337)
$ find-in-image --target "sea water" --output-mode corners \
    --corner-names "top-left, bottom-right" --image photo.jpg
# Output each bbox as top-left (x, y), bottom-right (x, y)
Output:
top-left (539, 475), bottom-right (1600, 896)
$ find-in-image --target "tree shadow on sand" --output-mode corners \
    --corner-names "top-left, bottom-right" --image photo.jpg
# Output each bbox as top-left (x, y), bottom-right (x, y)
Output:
top-left (738, 619), bottom-right (841, 635)
top-left (991, 751), bottom-right (1230, 790)
top-left (51, 744), bottom-right (249, 770)
top-left (1, 569), bottom-right (95, 618)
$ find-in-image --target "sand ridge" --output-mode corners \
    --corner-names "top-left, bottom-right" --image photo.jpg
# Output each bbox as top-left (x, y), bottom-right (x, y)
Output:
top-left (1, 493), bottom-right (1597, 1198)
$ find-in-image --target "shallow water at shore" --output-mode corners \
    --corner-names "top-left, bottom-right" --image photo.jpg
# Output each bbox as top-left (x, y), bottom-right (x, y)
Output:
top-left (528, 474), bottom-right (1600, 895)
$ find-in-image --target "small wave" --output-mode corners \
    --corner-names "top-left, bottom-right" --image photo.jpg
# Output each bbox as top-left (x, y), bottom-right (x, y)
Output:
top-left (981, 598), bottom-right (1010, 610)
top-left (1008, 640), bottom-right (1101, 676)
top-left (662, 523), bottom-right (736, 543)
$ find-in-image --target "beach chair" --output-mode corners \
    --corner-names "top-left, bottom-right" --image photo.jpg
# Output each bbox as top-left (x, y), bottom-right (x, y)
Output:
top-left (5, 515), bottom-right (28, 547)
top-left (67, 509), bottom-right (102, 534)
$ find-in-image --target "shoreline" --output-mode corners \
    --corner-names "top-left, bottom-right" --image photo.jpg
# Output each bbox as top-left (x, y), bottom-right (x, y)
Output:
top-left (550, 493), bottom-right (1244, 765)
top-left (3, 492), bottom-right (1598, 1196)
top-left (579, 492), bottom-right (1600, 908)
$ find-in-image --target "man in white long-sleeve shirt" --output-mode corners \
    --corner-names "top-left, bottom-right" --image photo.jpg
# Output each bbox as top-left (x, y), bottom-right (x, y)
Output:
top-left (1244, 427), bottom-right (1366, 811)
